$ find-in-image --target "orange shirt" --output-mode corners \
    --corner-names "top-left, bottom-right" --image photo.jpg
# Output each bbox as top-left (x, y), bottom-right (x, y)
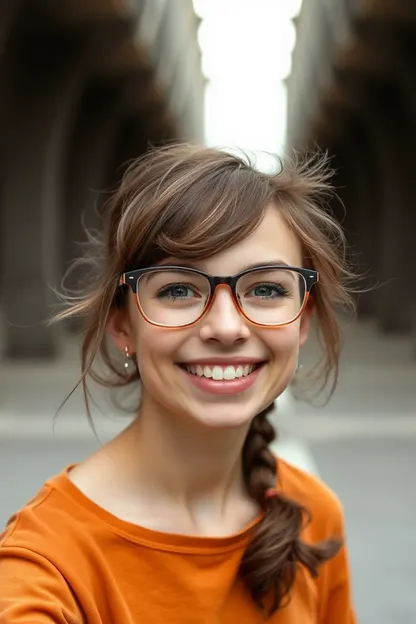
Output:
top-left (0, 459), bottom-right (356, 623)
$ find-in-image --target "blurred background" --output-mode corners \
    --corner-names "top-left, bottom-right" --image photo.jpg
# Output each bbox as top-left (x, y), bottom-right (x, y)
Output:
top-left (0, 1), bottom-right (415, 622)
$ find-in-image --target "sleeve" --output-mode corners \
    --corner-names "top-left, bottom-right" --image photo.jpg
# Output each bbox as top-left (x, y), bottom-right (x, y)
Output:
top-left (0, 546), bottom-right (81, 624)
top-left (322, 543), bottom-right (357, 624)
top-left (320, 504), bottom-right (357, 624)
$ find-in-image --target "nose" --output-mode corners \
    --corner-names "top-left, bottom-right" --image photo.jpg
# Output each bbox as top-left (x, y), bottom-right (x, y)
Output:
top-left (199, 285), bottom-right (251, 345)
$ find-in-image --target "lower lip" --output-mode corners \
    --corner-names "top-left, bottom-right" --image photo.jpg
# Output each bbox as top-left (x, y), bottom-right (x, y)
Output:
top-left (177, 365), bottom-right (265, 395)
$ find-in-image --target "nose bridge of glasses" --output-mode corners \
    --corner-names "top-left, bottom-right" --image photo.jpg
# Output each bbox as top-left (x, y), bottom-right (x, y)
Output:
top-left (209, 280), bottom-right (241, 316)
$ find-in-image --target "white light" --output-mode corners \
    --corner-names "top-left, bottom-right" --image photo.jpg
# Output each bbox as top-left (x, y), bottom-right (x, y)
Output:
top-left (201, 50), bottom-right (293, 83)
top-left (193, 0), bottom-right (303, 156)
top-left (204, 81), bottom-right (287, 153)
top-left (197, 10), bottom-right (296, 51)
top-left (198, 19), bottom-right (296, 81)
top-left (193, 0), bottom-right (303, 20)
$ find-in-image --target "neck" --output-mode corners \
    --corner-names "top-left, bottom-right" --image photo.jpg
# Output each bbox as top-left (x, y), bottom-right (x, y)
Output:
top-left (122, 394), bottom-right (251, 508)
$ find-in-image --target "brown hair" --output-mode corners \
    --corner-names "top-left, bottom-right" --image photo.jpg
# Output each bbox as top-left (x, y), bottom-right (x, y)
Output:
top-left (55, 144), bottom-right (354, 615)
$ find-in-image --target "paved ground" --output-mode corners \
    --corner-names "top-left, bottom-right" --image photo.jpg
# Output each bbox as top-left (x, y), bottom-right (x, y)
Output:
top-left (312, 438), bottom-right (416, 624)
top-left (1, 317), bottom-right (415, 623)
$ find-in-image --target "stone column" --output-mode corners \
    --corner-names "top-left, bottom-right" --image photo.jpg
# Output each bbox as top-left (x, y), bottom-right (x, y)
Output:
top-left (393, 55), bottom-right (416, 351)
top-left (337, 117), bottom-right (380, 317)
top-left (64, 80), bottom-right (128, 293)
top-left (360, 85), bottom-right (414, 333)
top-left (0, 33), bottom-right (88, 358)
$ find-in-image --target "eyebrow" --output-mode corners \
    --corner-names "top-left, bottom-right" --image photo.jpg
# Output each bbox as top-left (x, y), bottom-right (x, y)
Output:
top-left (158, 259), bottom-right (292, 271)
top-left (242, 260), bottom-right (291, 270)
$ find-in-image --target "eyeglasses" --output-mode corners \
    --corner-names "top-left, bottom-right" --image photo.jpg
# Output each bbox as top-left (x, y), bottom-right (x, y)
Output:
top-left (119, 265), bottom-right (318, 329)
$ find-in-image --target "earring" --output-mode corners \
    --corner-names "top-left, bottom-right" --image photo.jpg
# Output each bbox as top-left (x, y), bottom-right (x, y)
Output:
top-left (124, 345), bottom-right (131, 369)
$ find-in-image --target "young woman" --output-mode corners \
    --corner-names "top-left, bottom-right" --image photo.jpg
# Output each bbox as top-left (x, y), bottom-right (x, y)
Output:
top-left (0, 145), bottom-right (356, 622)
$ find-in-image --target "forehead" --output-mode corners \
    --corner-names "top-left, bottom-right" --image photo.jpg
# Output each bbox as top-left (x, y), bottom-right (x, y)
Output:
top-left (178, 205), bottom-right (303, 276)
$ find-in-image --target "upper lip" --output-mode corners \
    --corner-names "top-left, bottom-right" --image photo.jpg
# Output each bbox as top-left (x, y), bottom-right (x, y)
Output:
top-left (178, 358), bottom-right (266, 366)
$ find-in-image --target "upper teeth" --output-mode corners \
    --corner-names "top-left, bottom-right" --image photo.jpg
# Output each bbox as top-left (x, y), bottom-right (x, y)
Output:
top-left (183, 364), bottom-right (256, 380)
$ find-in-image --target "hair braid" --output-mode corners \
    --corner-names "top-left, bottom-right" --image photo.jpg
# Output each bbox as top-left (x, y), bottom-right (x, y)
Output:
top-left (242, 404), bottom-right (277, 499)
top-left (240, 404), bottom-right (342, 616)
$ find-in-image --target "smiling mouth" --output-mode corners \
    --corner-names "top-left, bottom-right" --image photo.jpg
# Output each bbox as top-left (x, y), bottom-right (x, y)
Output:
top-left (177, 362), bottom-right (266, 381)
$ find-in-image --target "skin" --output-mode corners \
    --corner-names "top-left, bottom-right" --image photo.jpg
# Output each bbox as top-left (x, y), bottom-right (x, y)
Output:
top-left (69, 205), bottom-right (312, 537)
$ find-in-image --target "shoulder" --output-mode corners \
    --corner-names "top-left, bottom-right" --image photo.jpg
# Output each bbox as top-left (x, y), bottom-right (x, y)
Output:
top-left (277, 461), bottom-right (357, 619)
top-left (0, 469), bottom-right (92, 560)
top-left (1, 483), bottom-right (55, 549)
top-left (277, 457), bottom-right (346, 540)
top-left (0, 478), bottom-right (86, 621)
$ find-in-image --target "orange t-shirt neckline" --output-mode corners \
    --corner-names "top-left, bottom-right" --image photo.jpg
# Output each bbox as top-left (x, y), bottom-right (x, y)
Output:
top-left (57, 464), bottom-right (265, 555)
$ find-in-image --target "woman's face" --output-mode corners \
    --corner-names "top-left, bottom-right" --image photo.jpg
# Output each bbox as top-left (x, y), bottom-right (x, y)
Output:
top-left (113, 205), bottom-right (311, 429)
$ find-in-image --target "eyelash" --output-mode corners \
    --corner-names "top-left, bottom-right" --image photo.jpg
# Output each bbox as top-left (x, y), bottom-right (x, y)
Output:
top-left (156, 284), bottom-right (201, 300)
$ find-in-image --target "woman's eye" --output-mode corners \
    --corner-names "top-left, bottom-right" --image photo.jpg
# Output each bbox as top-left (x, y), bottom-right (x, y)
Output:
top-left (250, 283), bottom-right (288, 298)
top-left (157, 284), bottom-right (197, 299)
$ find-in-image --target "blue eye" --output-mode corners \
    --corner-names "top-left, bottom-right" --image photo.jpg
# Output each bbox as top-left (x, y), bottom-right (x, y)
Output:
top-left (156, 284), bottom-right (198, 300)
top-left (250, 283), bottom-right (289, 298)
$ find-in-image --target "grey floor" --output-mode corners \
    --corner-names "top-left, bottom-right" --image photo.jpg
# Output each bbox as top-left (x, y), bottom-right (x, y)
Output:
top-left (312, 438), bottom-right (416, 624)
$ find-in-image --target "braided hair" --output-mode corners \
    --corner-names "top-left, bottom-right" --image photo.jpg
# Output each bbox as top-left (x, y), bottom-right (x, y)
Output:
top-left (240, 404), bottom-right (341, 615)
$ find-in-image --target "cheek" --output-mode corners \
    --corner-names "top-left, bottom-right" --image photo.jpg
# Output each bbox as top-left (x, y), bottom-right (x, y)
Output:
top-left (263, 323), bottom-right (302, 357)
top-left (132, 323), bottom-right (183, 383)
top-left (262, 325), bottom-right (301, 397)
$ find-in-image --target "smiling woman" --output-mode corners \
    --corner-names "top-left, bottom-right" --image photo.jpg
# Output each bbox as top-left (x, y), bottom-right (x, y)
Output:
top-left (0, 144), bottom-right (357, 623)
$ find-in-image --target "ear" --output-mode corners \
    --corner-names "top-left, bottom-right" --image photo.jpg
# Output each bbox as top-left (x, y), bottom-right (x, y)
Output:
top-left (107, 304), bottom-right (136, 355)
top-left (298, 297), bottom-right (314, 347)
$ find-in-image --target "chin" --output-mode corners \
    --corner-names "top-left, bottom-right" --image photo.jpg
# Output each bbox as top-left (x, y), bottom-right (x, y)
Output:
top-left (183, 399), bottom-right (264, 430)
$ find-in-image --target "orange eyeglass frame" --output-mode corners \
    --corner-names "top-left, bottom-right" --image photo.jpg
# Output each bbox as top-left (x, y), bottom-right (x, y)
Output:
top-left (118, 264), bottom-right (318, 329)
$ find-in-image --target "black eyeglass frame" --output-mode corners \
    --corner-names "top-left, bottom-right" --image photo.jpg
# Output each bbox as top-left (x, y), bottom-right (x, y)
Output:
top-left (119, 264), bottom-right (319, 328)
